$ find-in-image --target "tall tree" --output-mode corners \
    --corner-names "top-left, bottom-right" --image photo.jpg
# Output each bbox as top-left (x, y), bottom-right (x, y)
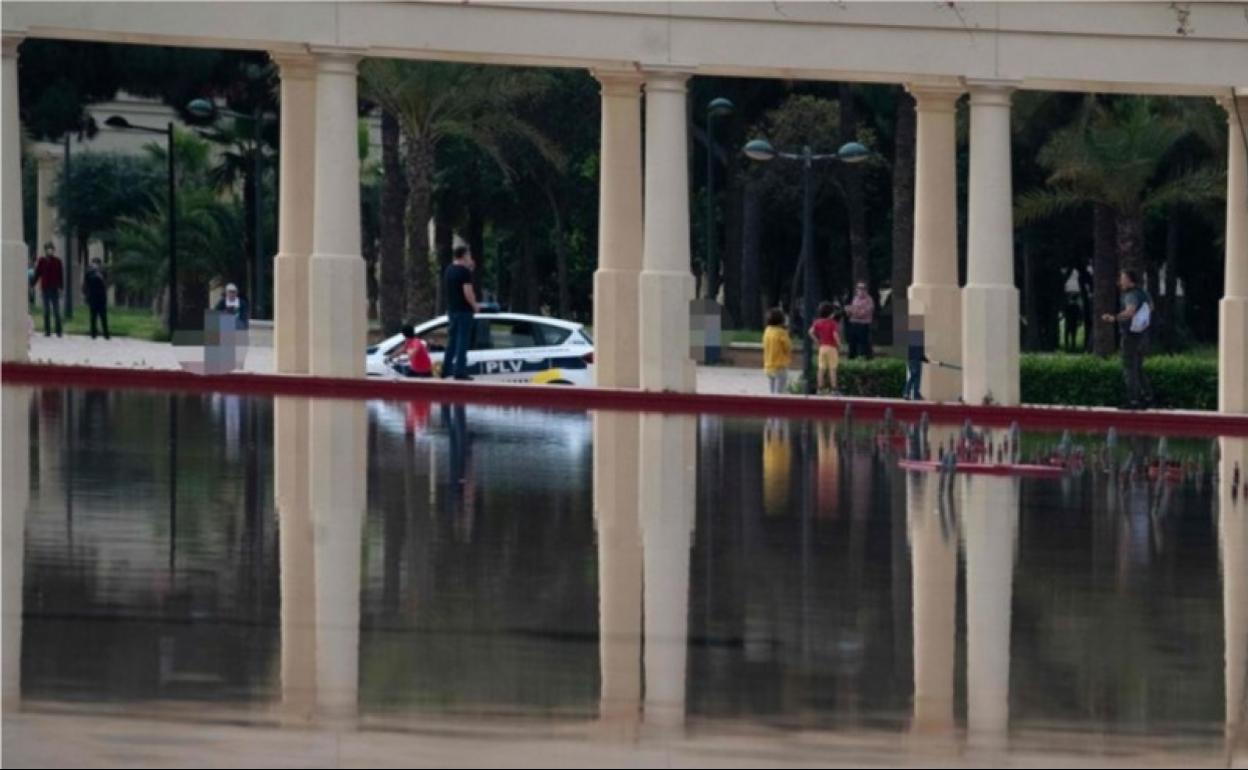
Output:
top-left (839, 84), bottom-right (871, 287)
top-left (890, 90), bottom-right (916, 350)
top-left (360, 60), bottom-right (562, 321)
top-left (379, 109), bottom-right (407, 334)
top-left (1017, 96), bottom-right (1224, 355)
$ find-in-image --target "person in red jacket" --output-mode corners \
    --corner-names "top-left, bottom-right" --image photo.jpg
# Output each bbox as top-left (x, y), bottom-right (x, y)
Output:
top-left (32, 242), bottom-right (64, 338)
top-left (395, 324), bottom-right (433, 378)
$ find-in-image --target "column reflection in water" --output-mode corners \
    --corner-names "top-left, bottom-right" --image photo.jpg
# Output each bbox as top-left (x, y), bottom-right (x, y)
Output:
top-left (2, 387), bottom-right (31, 711)
top-left (276, 396), bottom-right (315, 720)
top-left (1220, 437), bottom-right (1247, 756)
top-left (277, 396), bottom-right (367, 724)
top-left (639, 412), bottom-right (697, 731)
top-left (907, 468), bottom-right (957, 734)
top-left (961, 468), bottom-right (1019, 747)
top-left (594, 410), bottom-right (643, 729)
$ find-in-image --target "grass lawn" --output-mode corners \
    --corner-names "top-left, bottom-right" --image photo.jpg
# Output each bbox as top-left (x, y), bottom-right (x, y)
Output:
top-left (29, 304), bottom-right (167, 341)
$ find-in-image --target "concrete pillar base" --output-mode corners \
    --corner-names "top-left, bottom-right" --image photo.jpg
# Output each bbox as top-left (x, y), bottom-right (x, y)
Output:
top-left (962, 284), bottom-right (1019, 406)
top-left (274, 254), bottom-right (310, 375)
top-left (639, 271), bottom-right (696, 392)
top-left (1220, 297), bottom-right (1248, 413)
top-left (2, 240), bottom-right (29, 362)
top-left (308, 255), bottom-right (365, 377)
top-left (909, 283), bottom-right (962, 402)
top-left (593, 270), bottom-right (640, 389)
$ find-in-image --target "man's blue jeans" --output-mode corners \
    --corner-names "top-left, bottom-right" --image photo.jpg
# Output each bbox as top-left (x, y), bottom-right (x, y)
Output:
top-left (445, 311), bottom-right (474, 378)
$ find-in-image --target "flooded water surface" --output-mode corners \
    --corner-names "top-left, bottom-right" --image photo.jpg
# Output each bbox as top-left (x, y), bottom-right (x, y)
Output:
top-left (2, 385), bottom-right (1246, 767)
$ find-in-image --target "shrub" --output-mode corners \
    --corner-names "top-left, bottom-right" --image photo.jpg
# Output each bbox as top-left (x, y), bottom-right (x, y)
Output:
top-left (831, 353), bottom-right (1217, 410)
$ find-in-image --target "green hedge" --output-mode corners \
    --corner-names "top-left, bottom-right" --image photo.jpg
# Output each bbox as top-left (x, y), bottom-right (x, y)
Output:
top-left (833, 353), bottom-right (1218, 410)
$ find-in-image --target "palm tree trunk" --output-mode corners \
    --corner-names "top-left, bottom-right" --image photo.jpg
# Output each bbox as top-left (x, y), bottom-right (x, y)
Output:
top-left (433, 213), bottom-right (453, 315)
top-left (839, 84), bottom-right (870, 287)
top-left (404, 133), bottom-right (436, 320)
top-left (742, 178), bottom-right (763, 328)
top-left (241, 169), bottom-right (257, 291)
top-left (1164, 216), bottom-right (1180, 350)
top-left (1092, 203), bottom-right (1118, 356)
top-left (1115, 210), bottom-right (1145, 275)
top-left (890, 89), bottom-right (916, 350)
top-left (380, 111), bottom-right (407, 334)
top-left (541, 183), bottom-right (570, 318)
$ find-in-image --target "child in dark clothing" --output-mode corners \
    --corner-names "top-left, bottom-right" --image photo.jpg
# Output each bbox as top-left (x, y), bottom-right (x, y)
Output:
top-left (904, 311), bottom-right (930, 401)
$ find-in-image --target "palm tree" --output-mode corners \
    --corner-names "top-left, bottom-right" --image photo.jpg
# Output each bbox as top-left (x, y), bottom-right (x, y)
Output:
top-left (360, 59), bottom-right (563, 321)
top-left (113, 130), bottom-right (243, 331)
top-left (1016, 96), bottom-right (1224, 355)
top-left (197, 114), bottom-right (271, 293)
top-left (113, 187), bottom-right (244, 331)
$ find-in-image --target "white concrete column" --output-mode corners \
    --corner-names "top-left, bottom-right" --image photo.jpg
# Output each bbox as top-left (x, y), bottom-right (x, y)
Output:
top-left (907, 85), bottom-right (964, 403)
top-left (308, 50), bottom-right (365, 378)
top-left (907, 471), bottom-right (957, 734)
top-left (1219, 90), bottom-right (1248, 414)
top-left (961, 472), bottom-right (1019, 748)
top-left (309, 398), bottom-right (367, 722)
top-left (639, 70), bottom-right (696, 393)
top-left (272, 53), bottom-right (318, 375)
top-left (276, 396), bottom-right (315, 721)
top-left (1219, 438), bottom-right (1248, 740)
top-left (592, 70), bottom-right (644, 389)
top-left (594, 411), bottom-right (643, 729)
top-left (962, 81), bottom-right (1019, 406)
top-left (1, 387), bottom-right (30, 711)
top-left (639, 413), bottom-right (697, 730)
top-left (2, 35), bottom-right (28, 363)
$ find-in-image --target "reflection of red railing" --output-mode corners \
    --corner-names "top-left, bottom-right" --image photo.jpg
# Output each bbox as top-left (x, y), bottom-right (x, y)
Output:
top-left (4, 361), bottom-right (1248, 437)
top-left (897, 459), bottom-right (1065, 478)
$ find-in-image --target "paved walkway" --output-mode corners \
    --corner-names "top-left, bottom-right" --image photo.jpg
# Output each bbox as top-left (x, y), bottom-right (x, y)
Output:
top-left (22, 332), bottom-right (771, 395)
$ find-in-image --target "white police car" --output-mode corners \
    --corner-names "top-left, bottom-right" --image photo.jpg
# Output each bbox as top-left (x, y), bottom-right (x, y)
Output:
top-left (365, 312), bottom-right (595, 386)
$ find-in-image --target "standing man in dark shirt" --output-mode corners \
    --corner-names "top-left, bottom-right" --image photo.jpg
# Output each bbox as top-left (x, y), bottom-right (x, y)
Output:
top-left (82, 257), bottom-right (110, 340)
top-left (442, 245), bottom-right (480, 380)
top-left (33, 242), bottom-right (64, 338)
top-left (1101, 269), bottom-right (1153, 410)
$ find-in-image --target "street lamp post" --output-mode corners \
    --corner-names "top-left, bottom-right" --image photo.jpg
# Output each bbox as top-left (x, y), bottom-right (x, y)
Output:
top-left (705, 97), bottom-right (734, 302)
top-left (187, 98), bottom-right (267, 319)
top-left (744, 137), bottom-right (869, 394)
top-left (105, 116), bottom-right (177, 336)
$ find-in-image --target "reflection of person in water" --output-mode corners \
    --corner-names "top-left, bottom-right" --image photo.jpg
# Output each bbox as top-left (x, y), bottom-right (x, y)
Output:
top-left (444, 404), bottom-right (476, 541)
top-left (404, 400), bottom-right (431, 437)
top-left (762, 419), bottom-right (792, 516)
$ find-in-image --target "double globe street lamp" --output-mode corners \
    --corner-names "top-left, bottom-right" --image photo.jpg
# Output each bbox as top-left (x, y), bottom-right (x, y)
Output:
top-left (744, 137), bottom-right (869, 394)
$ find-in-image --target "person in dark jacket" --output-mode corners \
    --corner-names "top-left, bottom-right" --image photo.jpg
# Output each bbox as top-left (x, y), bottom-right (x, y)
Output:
top-left (33, 242), bottom-right (64, 337)
top-left (214, 283), bottom-right (250, 330)
top-left (82, 257), bottom-right (110, 340)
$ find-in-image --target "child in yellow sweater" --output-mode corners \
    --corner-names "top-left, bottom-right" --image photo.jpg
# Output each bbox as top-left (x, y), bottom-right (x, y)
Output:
top-left (762, 308), bottom-right (793, 394)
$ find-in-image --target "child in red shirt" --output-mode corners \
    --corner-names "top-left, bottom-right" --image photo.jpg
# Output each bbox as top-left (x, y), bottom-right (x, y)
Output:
top-left (808, 301), bottom-right (841, 394)
top-left (398, 324), bottom-right (433, 378)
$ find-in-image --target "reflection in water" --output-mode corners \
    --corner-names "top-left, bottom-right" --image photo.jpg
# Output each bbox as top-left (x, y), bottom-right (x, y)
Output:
top-left (4, 386), bottom-right (1246, 765)
top-left (3, 386), bottom-right (31, 710)
top-left (962, 472), bottom-right (1019, 747)
top-left (639, 413), bottom-right (696, 731)
top-left (1221, 438), bottom-right (1248, 746)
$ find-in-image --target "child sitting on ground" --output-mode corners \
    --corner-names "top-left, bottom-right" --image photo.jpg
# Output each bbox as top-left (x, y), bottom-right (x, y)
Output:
top-left (762, 308), bottom-right (793, 395)
top-left (395, 324), bottom-right (433, 378)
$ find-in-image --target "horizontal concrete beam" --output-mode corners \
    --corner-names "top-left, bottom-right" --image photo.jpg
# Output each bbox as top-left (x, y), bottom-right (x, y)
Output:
top-left (3, 2), bottom-right (1247, 96)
